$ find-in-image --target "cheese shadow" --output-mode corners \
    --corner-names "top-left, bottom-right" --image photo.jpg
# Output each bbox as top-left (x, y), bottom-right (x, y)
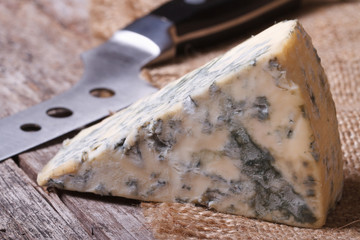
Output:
top-left (325, 177), bottom-right (360, 229)
top-left (57, 189), bottom-right (142, 207)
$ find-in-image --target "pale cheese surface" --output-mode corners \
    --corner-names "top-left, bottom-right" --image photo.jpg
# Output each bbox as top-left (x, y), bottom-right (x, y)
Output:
top-left (38, 20), bottom-right (343, 228)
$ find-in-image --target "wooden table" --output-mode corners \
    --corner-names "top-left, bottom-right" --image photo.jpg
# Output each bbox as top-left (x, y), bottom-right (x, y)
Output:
top-left (0, 0), bottom-right (154, 238)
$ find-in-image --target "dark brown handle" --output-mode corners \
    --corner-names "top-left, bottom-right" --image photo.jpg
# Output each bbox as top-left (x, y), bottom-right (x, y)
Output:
top-left (152, 0), bottom-right (301, 49)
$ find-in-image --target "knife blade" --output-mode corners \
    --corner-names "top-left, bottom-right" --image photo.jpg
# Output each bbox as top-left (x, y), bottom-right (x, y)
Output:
top-left (0, 0), bottom-right (300, 162)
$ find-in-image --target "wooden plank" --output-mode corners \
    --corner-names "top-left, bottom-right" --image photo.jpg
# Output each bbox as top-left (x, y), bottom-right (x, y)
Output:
top-left (33, 0), bottom-right (90, 36)
top-left (0, 0), bottom-right (94, 118)
top-left (21, 147), bottom-right (154, 239)
top-left (0, 1), bottom-right (155, 239)
top-left (0, 160), bottom-right (90, 239)
top-left (59, 192), bottom-right (154, 240)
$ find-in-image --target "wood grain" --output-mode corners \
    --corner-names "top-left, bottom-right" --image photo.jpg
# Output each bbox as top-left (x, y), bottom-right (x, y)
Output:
top-left (0, 0), bottom-right (91, 118)
top-left (0, 0), bottom-right (154, 238)
top-left (59, 192), bottom-right (154, 239)
top-left (0, 160), bottom-right (90, 239)
top-left (19, 147), bottom-right (154, 239)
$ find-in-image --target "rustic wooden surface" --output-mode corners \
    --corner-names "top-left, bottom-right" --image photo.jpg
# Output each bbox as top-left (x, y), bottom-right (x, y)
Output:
top-left (0, 0), bottom-right (154, 239)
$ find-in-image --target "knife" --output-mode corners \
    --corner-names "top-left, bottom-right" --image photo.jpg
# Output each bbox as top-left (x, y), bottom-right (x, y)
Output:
top-left (0, 0), bottom-right (300, 162)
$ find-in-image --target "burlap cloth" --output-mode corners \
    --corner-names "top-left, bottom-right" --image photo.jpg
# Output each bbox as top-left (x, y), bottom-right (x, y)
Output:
top-left (90, 1), bottom-right (360, 239)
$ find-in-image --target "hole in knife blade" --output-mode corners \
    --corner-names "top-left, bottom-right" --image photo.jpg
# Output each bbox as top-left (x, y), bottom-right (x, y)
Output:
top-left (90, 88), bottom-right (115, 98)
top-left (47, 107), bottom-right (73, 118)
top-left (20, 123), bottom-right (41, 132)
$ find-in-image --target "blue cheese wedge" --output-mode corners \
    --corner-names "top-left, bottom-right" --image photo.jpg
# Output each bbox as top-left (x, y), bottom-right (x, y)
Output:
top-left (37, 20), bottom-right (343, 228)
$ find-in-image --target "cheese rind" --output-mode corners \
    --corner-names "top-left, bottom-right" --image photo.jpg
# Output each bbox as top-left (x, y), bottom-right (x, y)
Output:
top-left (37, 20), bottom-right (343, 228)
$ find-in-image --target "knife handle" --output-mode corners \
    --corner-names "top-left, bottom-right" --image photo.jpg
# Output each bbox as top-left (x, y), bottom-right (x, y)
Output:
top-left (153, 0), bottom-right (299, 44)
top-left (154, 0), bottom-right (300, 52)
top-left (125, 0), bottom-right (300, 62)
